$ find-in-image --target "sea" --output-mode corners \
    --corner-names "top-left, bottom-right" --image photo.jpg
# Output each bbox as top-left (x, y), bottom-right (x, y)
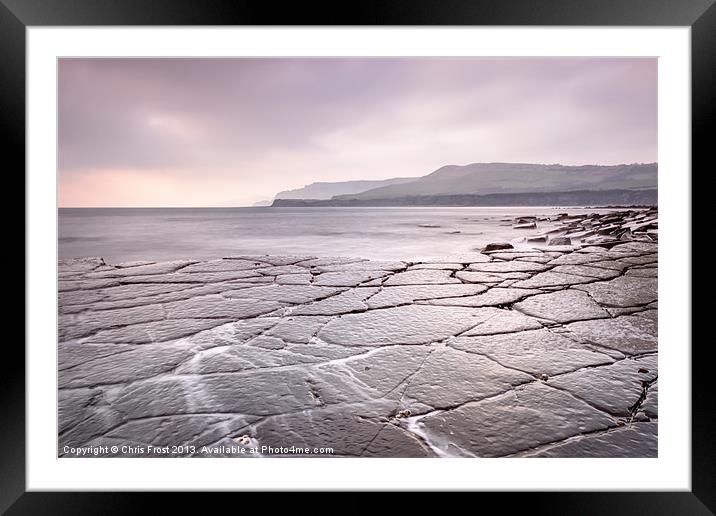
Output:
top-left (59, 206), bottom-right (618, 264)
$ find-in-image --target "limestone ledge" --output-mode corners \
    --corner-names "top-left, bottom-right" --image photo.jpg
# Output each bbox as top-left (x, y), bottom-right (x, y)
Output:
top-left (58, 225), bottom-right (658, 458)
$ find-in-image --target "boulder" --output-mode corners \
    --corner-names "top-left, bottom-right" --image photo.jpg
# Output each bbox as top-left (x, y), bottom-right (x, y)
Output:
top-left (482, 242), bottom-right (514, 253)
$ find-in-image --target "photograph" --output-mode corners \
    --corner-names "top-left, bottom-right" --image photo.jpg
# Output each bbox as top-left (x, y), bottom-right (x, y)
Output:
top-left (56, 57), bottom-right (660, 459)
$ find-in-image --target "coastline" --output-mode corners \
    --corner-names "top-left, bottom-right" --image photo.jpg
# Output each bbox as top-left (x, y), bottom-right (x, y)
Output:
top-left (58, 210), bottom-right (658, 458)
top-left (270, 189), bottom-right (658, 207)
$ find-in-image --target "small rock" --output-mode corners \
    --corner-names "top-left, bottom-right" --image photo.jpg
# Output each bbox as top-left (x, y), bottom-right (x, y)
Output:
top-left (482, 242), bottom-right (514, 253)
top-left (537, 373), bottom-right (549, 381)
top-left (549, 237), bottom-right (572, 246)
top-left (513, 222), bottom-right (537, 229)
top-left (527, 236), bottom-right (547, 243)
top-left (638, 367), bottom-right (649, 374)
top-left (234, 434), bottom-right (252, 445)
top-left (395, 409), bottom-right (412, 419)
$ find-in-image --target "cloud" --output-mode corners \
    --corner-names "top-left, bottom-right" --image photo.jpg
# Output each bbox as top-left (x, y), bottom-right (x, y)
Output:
top-left (58, 57), bottom-right (657, 206)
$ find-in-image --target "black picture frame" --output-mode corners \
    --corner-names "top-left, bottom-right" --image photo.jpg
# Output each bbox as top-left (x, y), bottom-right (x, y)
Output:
top-left (5, 0), bottom-right (713, 512)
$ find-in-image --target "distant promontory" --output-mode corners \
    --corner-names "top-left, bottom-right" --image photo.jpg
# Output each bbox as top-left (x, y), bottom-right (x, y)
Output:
top-left (270, 162), bottom-right (657, 207)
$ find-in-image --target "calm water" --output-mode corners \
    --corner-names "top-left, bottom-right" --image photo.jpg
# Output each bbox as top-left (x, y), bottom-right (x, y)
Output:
top-left (59, 207), bottom-right (617, 263)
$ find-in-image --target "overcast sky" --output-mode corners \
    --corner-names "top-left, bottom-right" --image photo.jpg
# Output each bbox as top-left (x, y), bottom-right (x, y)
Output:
top-left (58, 58), bottom-right (657, 207)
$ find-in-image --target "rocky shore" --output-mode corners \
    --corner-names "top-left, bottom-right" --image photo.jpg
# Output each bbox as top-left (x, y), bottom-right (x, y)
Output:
top-left (510, 207), bottom-right (658, 247)
top-left (58, 209), bottom-right (658, 458)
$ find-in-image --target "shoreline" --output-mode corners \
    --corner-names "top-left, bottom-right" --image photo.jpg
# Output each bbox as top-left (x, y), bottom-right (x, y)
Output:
top-left (270, 191), bottom-right (657, 208)
top-left (58, 210), bottom-right (658, 458)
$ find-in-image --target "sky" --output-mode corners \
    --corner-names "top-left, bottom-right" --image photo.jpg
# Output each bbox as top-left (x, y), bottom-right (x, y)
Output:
top-left (58, 58), bottom-right (657, 207)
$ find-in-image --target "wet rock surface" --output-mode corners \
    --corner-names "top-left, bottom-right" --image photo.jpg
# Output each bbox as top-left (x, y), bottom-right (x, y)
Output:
top-left (58, 209), bottom-right (657, 458)
top-left (513, 207), bottom-right (657, 248)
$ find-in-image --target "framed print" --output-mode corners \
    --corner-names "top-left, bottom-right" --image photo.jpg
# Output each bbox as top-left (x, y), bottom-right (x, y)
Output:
top-left (6, 0), bottom-right (714, 511)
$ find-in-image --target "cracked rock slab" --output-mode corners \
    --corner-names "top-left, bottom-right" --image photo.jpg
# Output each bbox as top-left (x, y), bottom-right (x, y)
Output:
top-left (59, 344), bottom-right (193, 388)
top-left (85, 260), bottom-right (198, 278)
top-left (316, 260), bottom-right (407, 272)
top-left (59, 405), bottom-right (126, 451)
top-left (119, 270), bottom-right (264, 284)
top-left (226, 255), bottom-right (316, 266)
top-left (111, 368), bottom-right (336, 418)
top-left (264, 316), bottom-right (331, 343)
top-left (319, 345), bottom-right (432, 402)
top-left (458, 308), bottom-right (543, 336)
top-left (276, 273), bottom-right (313, 285)
top-left (450, 329), bottom-right (615, 376)
top-left (59, 343), bottom-right (135, 370)
top-left (514, 289), bottom-right (610, 323)
top-left (417, 382), bottom-right (615, 457)
top-left (564, 311), bottom-right (657, 355)
top-left (59, 388), bottom-right (104, 434)
top-left (625, 268), bottom-right (658, 278)
top-left (254, 405), bottom-right (434, 457)
top-left (548, 354), bottom-right (657, 416)
top-left (550, 264), bottom-right (623, 280)
top-left (366, 284), bottom-right (488, 309)
top-left (222, 284), bottom-right (340, 304)
top-left (383, 269), bottom-right (461, 286)
top-left (164, 295), bottom-right (284, 319)
top-left (59, 278), bottom-right (122, 292)
top-left (467, 261), bottom-right (549, 273)
top-left (524, 422), bottom-right (657, 458)
top-left (421, 288), bottom-right (541, 307)
top-left (60, 283), bottom-right (233, 314)
top-left (456, 271), bottom-right (531, 283)
top-left (174, 343), bottom-right (341, 374)
top-left (82, 318), bottom-right (235, 345)
top-left (317, 305), bottom-right (494, 346)
top-left (511, 271), bottom-right (599, 289)
top-left (408, 263), bottom-right (464, 271)
top-left (178, 259), bottom-right (269, 273)
top-left (573, 276), bottom-right (658, 308)
top-left (104, 414), bottom-right (260, 452)
top-left (404, 346), bottom-right (533, 408)
top-left (291, 287), bottom-right (379, 315)
top-left (313, 270), bottom-right (392, 287)
top-left (59, 304), bottom-right (166, 341)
